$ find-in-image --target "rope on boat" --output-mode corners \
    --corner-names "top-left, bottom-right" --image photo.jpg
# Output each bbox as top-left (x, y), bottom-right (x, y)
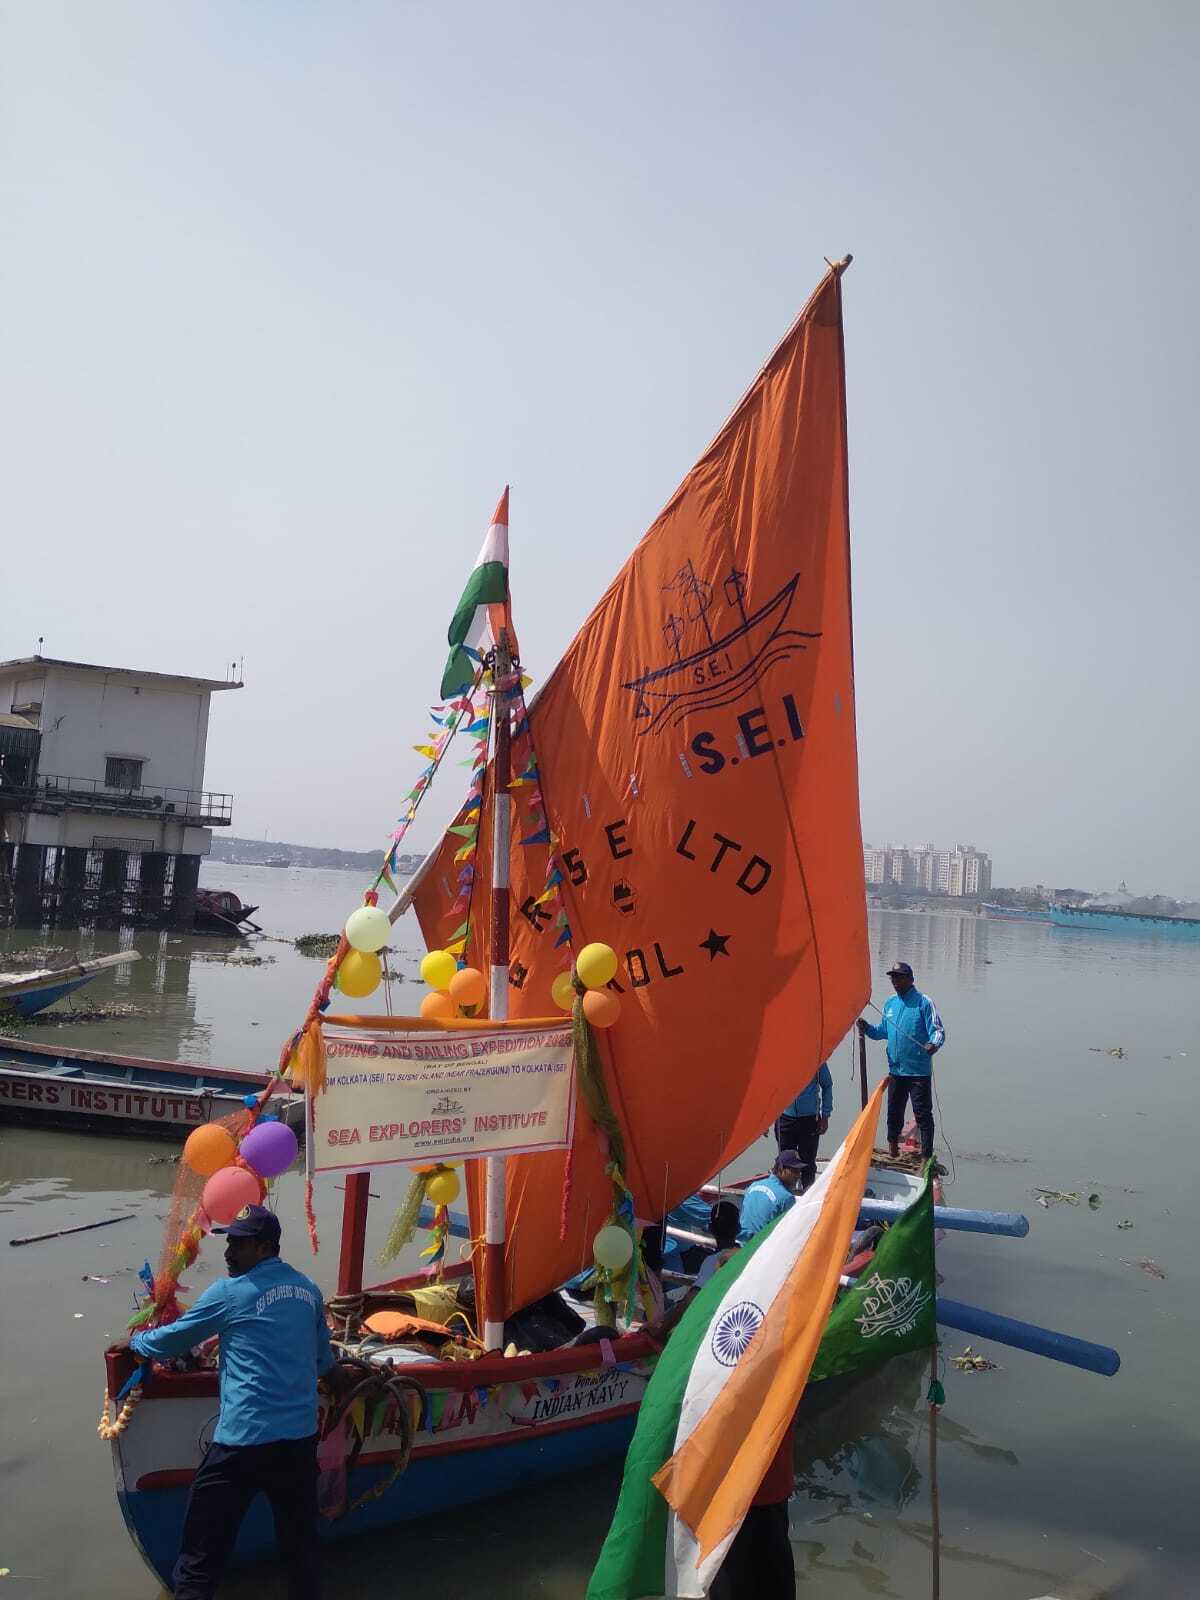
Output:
top-left (319, 1359), bottom-right (426, 1518)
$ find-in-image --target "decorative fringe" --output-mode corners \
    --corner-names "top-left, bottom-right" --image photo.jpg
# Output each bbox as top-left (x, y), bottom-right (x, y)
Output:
top-left (558, 1143), bottom-right (574, 1242)
top-left (305, 1176), bottom-right (320, 1255)
top-left (376, 1171), bottom-right (428, 1266)
top-left (294, 1023), bottom-right (327, 1098)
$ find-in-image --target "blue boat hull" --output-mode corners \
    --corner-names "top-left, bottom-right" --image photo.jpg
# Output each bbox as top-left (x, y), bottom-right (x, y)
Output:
top-left (118, 1413), bottom-right (638, 1586)
top-left (1049, 906), bottom-right (1200, 939)
top-left (3, 972), bottom-right (97, 1017)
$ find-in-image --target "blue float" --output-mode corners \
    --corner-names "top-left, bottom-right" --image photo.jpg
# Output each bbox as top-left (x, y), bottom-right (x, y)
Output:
top-left (936, 1296), bottom-right (1120, 1376)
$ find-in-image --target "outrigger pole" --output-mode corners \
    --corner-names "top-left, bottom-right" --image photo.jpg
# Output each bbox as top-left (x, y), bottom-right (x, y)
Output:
top-left (482, 631), bottom-right (514, 1350)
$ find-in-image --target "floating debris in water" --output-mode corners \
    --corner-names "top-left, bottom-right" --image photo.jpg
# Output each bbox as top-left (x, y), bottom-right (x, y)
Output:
top-left (960, 1151), bottom-right (1033, 1165)
top-left (147, 1153), bottom-right (181, 1165)
top-left (952, 1345), bottom-right (999, 1373)
top-left (1134, 1259), bottom-right (1166, 1279)
top-left (294, 934), bottom-right (340, 958)
top-left (14, 1000), bottom-right (151, 1027)
top-left (2, 945), bottom-right (71, 966)
top-left (1088, 1046), bottom-right (1126, 1058)
top-left (1033, 1188), bottom-right (1080, 1208)
top-left (193, 951), bottom-right (276, 966)
top-left (1087, 1193), bottom-right (1102, 1209)
top-left (1117, 1220), bottom-right (1134, 1230)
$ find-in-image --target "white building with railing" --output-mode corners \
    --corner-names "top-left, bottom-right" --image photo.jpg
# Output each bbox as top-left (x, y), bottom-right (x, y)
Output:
top-left (0, 655), bottom-right (240, 924)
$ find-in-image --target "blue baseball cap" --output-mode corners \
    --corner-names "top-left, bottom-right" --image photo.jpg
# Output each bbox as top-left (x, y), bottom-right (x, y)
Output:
top-left (886, 960), bottom-right (914, 978)
top-left (212, 1204), bottom-right (281, 1244)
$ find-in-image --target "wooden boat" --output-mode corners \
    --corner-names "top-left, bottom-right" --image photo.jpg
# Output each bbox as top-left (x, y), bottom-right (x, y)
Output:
top-left (0, 950), bottom-right (140, 1020)
top-left (193, 889), bottom-right (261, 935)
top-left (104, 261), bottom-right (982, 1580)
top-left (0, 1033), bottom-right (293, 1135)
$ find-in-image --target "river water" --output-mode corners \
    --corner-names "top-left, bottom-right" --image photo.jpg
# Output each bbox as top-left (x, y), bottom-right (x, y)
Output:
top-left (0, 865), bottom-right (1195, 1598)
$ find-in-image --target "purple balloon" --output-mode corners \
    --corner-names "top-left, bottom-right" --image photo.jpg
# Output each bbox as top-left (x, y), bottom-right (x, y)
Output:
top-left (240, 1119), bottom-right (299, 1179)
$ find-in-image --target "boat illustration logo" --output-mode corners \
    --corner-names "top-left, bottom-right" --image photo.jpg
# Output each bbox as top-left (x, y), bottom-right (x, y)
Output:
top-left (853, 1274), bottom-right (932, 1339)
top-left (621, 561), bottom-right (820, 735)
top-left (431, 1095), bottom-right (465, 1114)
top-left (711, 1299), bottom-right (764, 1366)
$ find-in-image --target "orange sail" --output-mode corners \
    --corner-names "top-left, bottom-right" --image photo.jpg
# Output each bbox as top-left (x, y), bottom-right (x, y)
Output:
top-left (413, 263), bottom-right (868, 1320)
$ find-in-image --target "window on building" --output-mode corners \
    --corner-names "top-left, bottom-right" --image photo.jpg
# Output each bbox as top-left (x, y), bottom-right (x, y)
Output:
top-left (105, 756), bottom-right (144, 790)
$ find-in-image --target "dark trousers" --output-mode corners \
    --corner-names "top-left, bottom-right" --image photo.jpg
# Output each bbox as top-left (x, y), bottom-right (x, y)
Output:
top-left (776, 1114), bottom-right (820, 1190)
top-left (711, 1500), bottom-right (796, 1600)
top-left (173, 1434), bottom-right (320, 1600)
top-left (887, 1073), bottom-right (934, 1158)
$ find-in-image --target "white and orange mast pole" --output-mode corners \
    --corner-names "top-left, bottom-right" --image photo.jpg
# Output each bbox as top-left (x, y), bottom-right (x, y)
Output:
top-left (482, 628), bottom-right (514, 1351)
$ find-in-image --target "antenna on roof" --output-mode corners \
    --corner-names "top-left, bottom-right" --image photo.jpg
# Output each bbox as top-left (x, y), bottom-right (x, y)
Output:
top-left (36, 636), bottom-right (44, 657)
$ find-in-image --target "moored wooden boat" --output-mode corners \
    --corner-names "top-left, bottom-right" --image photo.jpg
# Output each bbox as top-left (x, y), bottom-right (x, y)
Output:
top-left (0, 1033), bottom-right (293, 1135)
top-left (0, 950), bottom-right (141, 1019)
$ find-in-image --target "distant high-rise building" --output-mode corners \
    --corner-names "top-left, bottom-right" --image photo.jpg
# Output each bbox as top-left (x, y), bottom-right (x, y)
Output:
top-left (864, 840), bottom-right (992, 898)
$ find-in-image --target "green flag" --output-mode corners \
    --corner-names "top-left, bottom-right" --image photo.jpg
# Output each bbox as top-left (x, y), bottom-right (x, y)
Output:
top-left (810, 1164), bottom-right (936, 1383)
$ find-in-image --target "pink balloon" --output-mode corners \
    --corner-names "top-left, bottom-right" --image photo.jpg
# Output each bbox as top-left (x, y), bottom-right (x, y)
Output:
top-left (202, 1166), bottom-right (261, 1226)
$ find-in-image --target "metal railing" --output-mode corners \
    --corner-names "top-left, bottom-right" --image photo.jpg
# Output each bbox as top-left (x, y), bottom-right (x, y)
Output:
top-left (0, 773), bottom-right (233, 825)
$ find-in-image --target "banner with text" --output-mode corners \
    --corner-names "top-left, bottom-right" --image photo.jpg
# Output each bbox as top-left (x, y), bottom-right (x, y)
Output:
top-left (313, 1022), bottom-right (576, 1173)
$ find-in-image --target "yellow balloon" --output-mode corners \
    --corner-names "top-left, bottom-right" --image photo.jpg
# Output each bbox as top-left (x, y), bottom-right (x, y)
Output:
top-left (551, 971), bottom-right (577, 1011)
top-left (593, 1224), bottom-right (633, 1271)
top-left (426, 1170), bottom-right (461, 1207)
top-left (576, 942), bottom-right (618, 990)
top-left (420, 949), bottom-right (459, 992)
top-left (345, 904), bottom-right (391, 952)
top-left (336, 949), bottom-right (382, 998)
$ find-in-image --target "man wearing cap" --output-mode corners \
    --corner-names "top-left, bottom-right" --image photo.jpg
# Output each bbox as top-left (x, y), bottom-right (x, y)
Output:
top-left (776, 1060), bottom-right (833, 1191)
top-left (857, 962), bottom-right (946, 1160)
top-left (116, 1206), bottom-right (339, 1600)
top-left (737, 1151), bottom-right (805, 1243)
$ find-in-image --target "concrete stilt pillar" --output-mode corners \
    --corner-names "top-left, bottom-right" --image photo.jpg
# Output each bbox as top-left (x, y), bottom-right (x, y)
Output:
top-left (97, 849), bottom-right (129, 928)
top-left (13, 843), bottom-right (47, 928)
top-left (57, 846), bottom-right (88, 927)
top-left (172, 853), bottom-right (201, 930)
top-left (140, 852), bottom-right (169, 923)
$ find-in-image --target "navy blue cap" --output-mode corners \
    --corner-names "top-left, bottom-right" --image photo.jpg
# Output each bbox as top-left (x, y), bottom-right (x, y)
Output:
top-left (886, 960), bottom-right (914, 978)
top-left (776, 1149), bottom-right (805, 1170)
top-left (212, 1204), bottom-right (281, 1243)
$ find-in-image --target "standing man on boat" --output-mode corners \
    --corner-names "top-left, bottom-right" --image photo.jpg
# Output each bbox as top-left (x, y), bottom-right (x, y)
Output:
top-left (114, 1206), bottom-right (344, 1600)
top-left (737, 1150), bottom-right (805, 1242)
top-left (775, 1061), bottom-right (833, 1191)
top-left (857, 960), bottom-right (945, 1160)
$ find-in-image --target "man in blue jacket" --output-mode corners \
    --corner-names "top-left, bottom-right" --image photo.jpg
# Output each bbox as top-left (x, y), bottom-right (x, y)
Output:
top-left (117, 1206), bottom-right (339, 1600)
top-left (776, 1061), bottom-right (833, 1191)
top-left (857, 961), bottom-right (945, 1160)
top-left (737, 1150), bottom-right (805, 1242)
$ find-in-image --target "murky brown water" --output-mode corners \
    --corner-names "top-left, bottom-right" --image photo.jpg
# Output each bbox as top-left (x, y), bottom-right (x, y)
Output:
top-left (1, 867), bottom-right (1195, 1597)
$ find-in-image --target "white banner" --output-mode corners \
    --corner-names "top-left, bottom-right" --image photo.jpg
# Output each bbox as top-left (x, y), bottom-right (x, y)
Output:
top-left (312, 1022), bottom-right (576, 1173)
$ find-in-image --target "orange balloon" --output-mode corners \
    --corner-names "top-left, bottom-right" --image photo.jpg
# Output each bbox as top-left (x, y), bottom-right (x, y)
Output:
top-left (421, 991), bottom-right (456, 1021)
top-left (183, 1122), bottom-right (236, 1177)
top-left (582, 989), bottom-right (621, 1029)
top-left (448, 967), bottom-right (487, 1008)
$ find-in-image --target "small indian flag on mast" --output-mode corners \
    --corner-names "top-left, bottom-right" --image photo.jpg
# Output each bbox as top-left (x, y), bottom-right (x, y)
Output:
top-left (441, 488), bottom-right (519, 698)
top-left (588, 1079), bottom-right (917, 1600)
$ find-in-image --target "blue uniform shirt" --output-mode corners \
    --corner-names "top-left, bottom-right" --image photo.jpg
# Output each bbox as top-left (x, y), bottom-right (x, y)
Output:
top-left (131, 1256), bottom-right (334, 1446)
top-left (737, 1173), bottom-right (796, 1243)
top-left (782, 1062), bottom-right (833, 1119)
top-left (862, 987), bottom-right (946, 1078)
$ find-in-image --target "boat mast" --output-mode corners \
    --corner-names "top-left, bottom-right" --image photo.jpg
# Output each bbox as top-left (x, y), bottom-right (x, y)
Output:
top-left (482, 629), bottom-right (514, 1350)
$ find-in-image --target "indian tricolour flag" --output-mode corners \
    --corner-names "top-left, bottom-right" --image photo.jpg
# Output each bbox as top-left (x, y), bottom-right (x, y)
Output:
top-left (441, 488), bottom-right (518, 698)
top-left (589, 1079), bottom-right (905, 1600)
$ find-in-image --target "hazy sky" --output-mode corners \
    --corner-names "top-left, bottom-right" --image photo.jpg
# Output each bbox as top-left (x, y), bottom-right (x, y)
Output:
top-left (2, 3), bottom-right (1196, 894)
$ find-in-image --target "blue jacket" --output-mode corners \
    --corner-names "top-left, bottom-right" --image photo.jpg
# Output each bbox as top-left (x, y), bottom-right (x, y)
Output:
top-left (782, 1062), bottom-right (833, 1119)
top-left (862, 988), bottom-right (945, 1077)
top-left (132, 1256), bottom-right (334, 1446)
top-left (737, 1174), bottom-right (795, 1243)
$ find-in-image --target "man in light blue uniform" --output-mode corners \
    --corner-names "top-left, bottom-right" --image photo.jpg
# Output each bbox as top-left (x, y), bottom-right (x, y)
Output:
top-left (120, 1205), bottom-right (337, 1600)
top-left (857, 960), bottom-right (945, 1160)
top-left (776, 1061), bottom-right (833, 1191)
top-left (737, 1150), bottom-right (805, 1243)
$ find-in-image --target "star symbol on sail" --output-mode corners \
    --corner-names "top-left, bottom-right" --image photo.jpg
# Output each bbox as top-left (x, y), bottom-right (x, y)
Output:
top-left (699, 929), bottom-right (731, 960)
